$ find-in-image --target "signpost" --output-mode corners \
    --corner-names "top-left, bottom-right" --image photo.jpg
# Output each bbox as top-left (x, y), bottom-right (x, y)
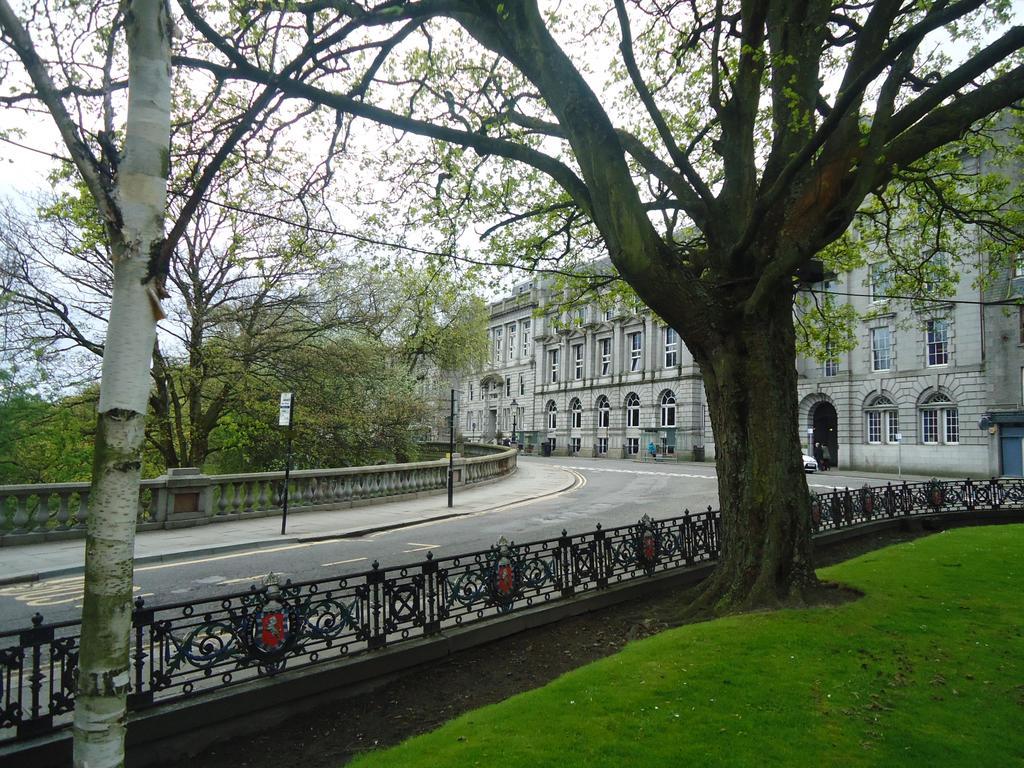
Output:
top-left (895, 432), bottom-right (903, 478)
top-left (448, 388), bottom-right (459, 508)
top-left (279, 392), bottom-right (294, 534)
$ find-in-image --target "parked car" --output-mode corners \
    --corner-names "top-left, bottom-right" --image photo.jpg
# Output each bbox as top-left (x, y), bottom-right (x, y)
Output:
top-left (802, 454), bottom-right (818, 473)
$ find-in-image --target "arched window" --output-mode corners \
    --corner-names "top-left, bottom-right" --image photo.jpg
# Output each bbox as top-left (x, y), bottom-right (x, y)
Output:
top-left (570, 398), bottom-right (582, 429)
top-left (547, 400), bottom-right (558, 430)
top-left (596, 395), bottom-right (610, 428)
top-left (660, 390), bottom-right (676, 427)
top-left (864, 395), bottom-right (899, 445)
top-left (920, 393), bottom-right (958, 444)
top-left (625, 392), bottom-right (641, 428)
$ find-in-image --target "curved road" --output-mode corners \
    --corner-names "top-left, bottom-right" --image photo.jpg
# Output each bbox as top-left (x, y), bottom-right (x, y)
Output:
top-left (0, 457), bottom-right (907, 630)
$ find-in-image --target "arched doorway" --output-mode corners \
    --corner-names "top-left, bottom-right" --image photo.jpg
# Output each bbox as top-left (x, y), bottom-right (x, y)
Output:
top-left (811, 401), bottom-right (839, 468)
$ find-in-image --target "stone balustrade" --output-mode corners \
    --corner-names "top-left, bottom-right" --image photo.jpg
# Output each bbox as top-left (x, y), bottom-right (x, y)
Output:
top-left (0, 444), bottom-right (516, 546)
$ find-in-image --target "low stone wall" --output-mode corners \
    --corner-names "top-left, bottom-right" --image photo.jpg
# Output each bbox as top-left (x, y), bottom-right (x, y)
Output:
top-left (0, 445), bottom-right (517, 546)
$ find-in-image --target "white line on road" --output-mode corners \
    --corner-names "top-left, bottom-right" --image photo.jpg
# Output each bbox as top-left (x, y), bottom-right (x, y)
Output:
top-left (560, 465), bottom-right (716, 480)
top-left (401, 543), bottom-right (439, 553)
top-left (134, 539), bottom-right (340, 572)
top-left (320, 557), bottom-right (368, 567)
top-left (218, 575), bottom-right (272, 585)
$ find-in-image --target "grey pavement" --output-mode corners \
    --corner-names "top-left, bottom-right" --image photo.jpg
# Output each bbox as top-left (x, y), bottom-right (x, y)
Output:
top-left (1, 460), bottom-right (579, 586)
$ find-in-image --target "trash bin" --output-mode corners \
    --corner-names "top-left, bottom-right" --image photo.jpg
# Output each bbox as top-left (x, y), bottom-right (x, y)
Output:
top-left (542, 440), bottom-right (552, 457)
top-left (692, 445), bottom-right (705, 462)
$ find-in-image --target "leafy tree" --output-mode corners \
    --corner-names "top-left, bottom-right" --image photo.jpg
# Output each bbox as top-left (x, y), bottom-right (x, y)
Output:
top-left (175, 0), bottom-right (1024, 611)
top-left (0, 388), bottom-right (95, 483)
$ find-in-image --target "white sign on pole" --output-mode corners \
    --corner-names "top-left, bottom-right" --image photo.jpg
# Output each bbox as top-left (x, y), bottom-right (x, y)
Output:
top-left (278, 392), bottom-right (293, 427)
top-left (895, 433), bottom-right (902, 442)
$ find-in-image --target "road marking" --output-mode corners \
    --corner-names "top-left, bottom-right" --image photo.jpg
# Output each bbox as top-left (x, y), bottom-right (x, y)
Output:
top-left (560, 465), bottom-right (716, 480)
top-left (0, 577), bottom-right (144, 608)
top-left (134, 539), bottom-right (339, 572)
top-left (219, 575), bottom-right (271, 585)
top-left (401, 543), bottom-right (439, 553)
top-left (320, 557), bottom-right (368, 567)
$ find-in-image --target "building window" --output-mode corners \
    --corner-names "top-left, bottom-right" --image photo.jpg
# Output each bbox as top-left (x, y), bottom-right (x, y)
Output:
top-left (926, 319), bottom-right (949, 366)
top-left (547, 400), bottom-right (557, 430)
top-left (522, 319), bottom-right (532, 357)
top-left (469, 383), bottom-right (474, 400)
top-left (920, 393), bottom-right (958, 444)
top-left (865, 396), bottom-right (898, 444)
top-left (626, 437), bottom-right (639, 455)
top-left (629, 332), bottom-right (643, 372)
top-left (599, 338), bottom-right (612, 375)
top-left (493, 327), bottom-right (503, 364)
top-left (823, 340), bottom-right (838, 377)
top-left (924, 251), bottom-right (950, 295)
top-left (505, 376), bottom-right (512, 396)
top-left (597, 437), bottom-right (608, 455)
top-left (548, 348), bottom-right (559, 383)
top-left (664, 327), bottom-right (678, 367)
top-left (1019, 308), bottom-right (1024, 344)
top-left (508, 323), bottom-right (516, 361)
top-left (574, 308), bottom-right (585, 327)
top-left (570, 398), bottom-right (582, 429)
top-left (869, 263), bottom-right (892, 302)
top-left (573, 343), bottom-right (584, 379)
top-left (570, 436), bottom-right (581, 454)
top-left (871, 327), bottom-right (892, 371)
top-left (596, 395), bottom-right (610, 428)
top-left (660, 390), bottom-right (676, 427)
top-left (625, 392), bottom-right (640, 428)
top-left (603, 307), bottom-right (614, 322)
top-left (518, 372), bottom-right (525, 396)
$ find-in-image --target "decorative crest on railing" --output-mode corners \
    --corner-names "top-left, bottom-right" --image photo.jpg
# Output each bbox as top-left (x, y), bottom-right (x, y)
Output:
top-left (3, 476), bottom-right (1023, 745)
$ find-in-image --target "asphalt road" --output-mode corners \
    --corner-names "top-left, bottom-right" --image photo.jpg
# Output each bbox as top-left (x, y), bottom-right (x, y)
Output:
top-left (0, 457), bottom-right (909, 631)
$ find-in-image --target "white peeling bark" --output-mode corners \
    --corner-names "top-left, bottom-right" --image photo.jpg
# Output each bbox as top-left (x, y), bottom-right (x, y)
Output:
top-left (73, 2), bottom-right (172, 766)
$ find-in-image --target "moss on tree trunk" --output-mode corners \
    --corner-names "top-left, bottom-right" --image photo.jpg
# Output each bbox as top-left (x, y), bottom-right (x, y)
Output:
top-left (689, 295), bottom-right (815, 613)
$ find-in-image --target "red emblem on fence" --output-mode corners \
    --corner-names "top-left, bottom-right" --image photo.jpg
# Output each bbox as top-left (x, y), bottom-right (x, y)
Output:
top-left (637, 514), bottom-right (659, 567)
top-left (862, 488), bottom-right (874, 517)
top-left (497, 563), bottom-right (515, 595)
top-left (642, 532), bottom-right (656, 561)
top-left (260, 611), bottom-right (286, 649)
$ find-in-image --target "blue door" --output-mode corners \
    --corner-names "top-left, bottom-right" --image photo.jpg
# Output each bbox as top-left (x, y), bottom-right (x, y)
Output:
top-left (1000, 427), bottom-right (1024, 477)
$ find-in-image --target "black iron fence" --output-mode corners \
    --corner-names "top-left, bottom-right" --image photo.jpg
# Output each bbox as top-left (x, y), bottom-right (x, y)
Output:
top-left (2, 476), bottom-right (1022, 744)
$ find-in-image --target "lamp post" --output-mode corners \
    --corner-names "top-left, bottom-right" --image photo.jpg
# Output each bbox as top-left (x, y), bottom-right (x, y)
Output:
top-left (447, 388), bottom-right (460, 508)
top-left (510, 398), bottom-right (518, 447)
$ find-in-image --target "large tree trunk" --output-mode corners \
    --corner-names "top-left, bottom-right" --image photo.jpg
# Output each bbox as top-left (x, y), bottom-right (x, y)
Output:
top-left (689, 293), bottom-right (816, 613)
top-left (73, 2), bottom-right (172, 765)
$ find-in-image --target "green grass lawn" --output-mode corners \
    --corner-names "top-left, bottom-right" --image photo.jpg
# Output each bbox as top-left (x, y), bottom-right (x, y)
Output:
top-left (349, 526), bottom-right (1024, 767)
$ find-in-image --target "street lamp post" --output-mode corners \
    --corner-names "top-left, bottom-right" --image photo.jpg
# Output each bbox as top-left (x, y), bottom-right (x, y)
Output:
top-left (447, 388), bottom-right (459, 508)
top-left (510, 398), bottom-right (518, 447)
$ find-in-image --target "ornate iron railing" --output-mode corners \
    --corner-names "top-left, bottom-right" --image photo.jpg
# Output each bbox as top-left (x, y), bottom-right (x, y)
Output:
top-left (2, 475), bottom-right (1021, 744)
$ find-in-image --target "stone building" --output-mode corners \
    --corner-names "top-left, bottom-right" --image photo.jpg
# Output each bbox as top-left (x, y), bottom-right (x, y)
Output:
top-left (460, 255), bottom-right (1023, 476)
top-left (460, 119), bottom-right (1022, 476)
top-left (460, 276), bottom-right (712, 460)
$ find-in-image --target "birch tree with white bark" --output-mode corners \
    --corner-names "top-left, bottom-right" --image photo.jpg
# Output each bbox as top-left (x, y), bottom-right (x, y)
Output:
top-left (0, 1), bottom-right (171, 764)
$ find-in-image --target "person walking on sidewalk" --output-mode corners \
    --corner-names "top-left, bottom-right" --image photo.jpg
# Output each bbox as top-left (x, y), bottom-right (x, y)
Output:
top-left (813, 442), bottom-right (823, 471)
top-left (821, 443), bottom-right (832, 471)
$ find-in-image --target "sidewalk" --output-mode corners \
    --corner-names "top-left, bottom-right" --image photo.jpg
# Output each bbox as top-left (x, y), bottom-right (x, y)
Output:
top-left (1, 460), bottom-right (579, 586)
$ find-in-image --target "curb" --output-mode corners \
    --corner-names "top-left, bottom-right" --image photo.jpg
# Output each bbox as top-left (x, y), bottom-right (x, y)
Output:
top-left (0, 468), bottom-right (582, 587)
